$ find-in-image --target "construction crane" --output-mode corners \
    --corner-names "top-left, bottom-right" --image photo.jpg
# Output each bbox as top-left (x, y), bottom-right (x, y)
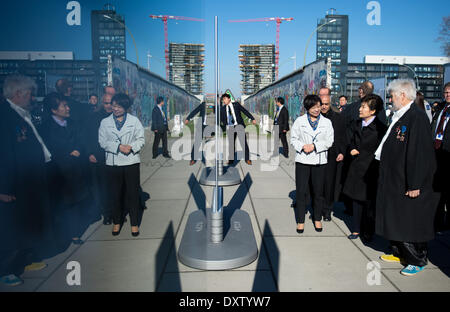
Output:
top-left (228, 17), bottom-right (294, 80)
top-left (149, 14), bottom-right (204, 80)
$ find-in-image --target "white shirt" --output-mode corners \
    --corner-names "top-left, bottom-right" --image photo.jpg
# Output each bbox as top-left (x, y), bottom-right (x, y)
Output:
top-left (7, 99), bottom-right (52, 163)
top-left (226, 103), bottom-right (238, 126)
top-left (434, 103), bottom-right (450, 137)
top-left (375, 101), bottom-right (413, 161)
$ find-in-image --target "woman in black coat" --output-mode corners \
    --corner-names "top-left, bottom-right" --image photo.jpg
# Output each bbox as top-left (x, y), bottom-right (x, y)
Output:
top-left (40, 93), bottom-right (90, 245)
top-left (343, 94), bottom-right (387, 241)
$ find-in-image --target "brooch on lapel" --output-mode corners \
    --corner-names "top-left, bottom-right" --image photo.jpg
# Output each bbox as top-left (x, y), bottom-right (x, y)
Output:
top-left (395, 125), bottom-right (407, 142)
top-left (16, 125), bottom-right (28, 142)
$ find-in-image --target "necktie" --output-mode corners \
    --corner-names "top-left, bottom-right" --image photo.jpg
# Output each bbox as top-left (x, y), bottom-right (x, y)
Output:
top-left (227, 106), bottom-right (234, 125)
top-left (434, 105), bottom-right (449, 150)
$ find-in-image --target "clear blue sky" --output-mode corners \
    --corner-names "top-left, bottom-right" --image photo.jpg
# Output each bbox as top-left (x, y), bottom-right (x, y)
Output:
top-left (0, 0), bottom-right (448, 97)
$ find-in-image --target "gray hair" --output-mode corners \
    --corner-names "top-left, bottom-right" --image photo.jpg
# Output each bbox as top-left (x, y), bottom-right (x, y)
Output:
top-left (387, 79), bottom-right (416, 101)
top-left (3, 75), bottom-right (37, 99)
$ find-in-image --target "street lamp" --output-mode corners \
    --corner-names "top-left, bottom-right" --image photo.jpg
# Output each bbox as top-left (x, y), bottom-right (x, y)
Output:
top-left (303, 18), bottom-right (336, 67)
top-left (398, 59), bottom-right (419, 91)
top-left (103, 14), bottom-right (139, 66)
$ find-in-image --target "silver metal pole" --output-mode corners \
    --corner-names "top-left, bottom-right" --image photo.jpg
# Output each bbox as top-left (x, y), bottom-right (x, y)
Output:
top-left (211, 16), bottom-right (223, 243)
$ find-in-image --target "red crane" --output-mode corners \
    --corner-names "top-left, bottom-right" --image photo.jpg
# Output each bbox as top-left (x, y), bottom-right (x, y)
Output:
top-left (228, 17), bottom-right (294, 80)
top-left (149, 15), bottom-right (204, 80)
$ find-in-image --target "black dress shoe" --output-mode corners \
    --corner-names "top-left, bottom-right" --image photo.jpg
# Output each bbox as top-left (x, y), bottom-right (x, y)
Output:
top-left (72, 238), bottom-right (84, 245)
top-left (163, 154), bottom-right (171, 159)
top-left (296, 229), bottom-right (304, 234)
top-left (131, 231), bottom-right (140, 237)
top-left (348, 233), bottom-right (359, 240)
top-left (112, 225), bottom-right (121, 236)
top-left (323, 216), bottom-right (332, 222)
top-left (314, 222), bottom-right (323, 232)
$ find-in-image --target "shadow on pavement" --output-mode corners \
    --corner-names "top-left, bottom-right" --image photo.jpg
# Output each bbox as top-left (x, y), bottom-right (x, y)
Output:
top-left (188, 173), bottom-right (206, 214)
top-left (155, 221), bottom-right (181, 291)
top-left (252, 220), bottom-right (279, 292)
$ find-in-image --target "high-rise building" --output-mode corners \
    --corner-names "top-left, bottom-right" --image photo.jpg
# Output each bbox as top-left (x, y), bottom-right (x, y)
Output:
top-left (346, 55), bottom-right (449, 104)
top-left (0, 51), bottom-right (95, 103)
top-left (168, 43), bottom-right (204, 95)
top-left (316, 9), bottom-right (348, 99)
top-left (239, 44), bottom-right (275, 95)
top-left (91, 4), bottom-right (126, 93)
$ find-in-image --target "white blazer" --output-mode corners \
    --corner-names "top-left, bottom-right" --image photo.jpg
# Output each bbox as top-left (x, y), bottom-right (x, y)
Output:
top-left (290, 114), bottom-right (334, 165)
top-left (99, 113), bottom-right (145, 166)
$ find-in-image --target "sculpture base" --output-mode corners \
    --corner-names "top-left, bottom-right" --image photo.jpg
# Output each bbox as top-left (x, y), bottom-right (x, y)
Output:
top-left (199, 166), bottom-right (241, 186)
top-left (177, 208), bottom-right (258, 270)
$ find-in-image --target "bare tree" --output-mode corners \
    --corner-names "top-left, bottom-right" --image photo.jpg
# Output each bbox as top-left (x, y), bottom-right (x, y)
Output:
top-left (437, 16), bottom-right (450, 57)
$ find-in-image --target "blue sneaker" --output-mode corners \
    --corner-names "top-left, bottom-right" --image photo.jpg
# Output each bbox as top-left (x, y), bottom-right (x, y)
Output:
top-left (0, 274), bottom-right (23, 286)
top-left (400, 265), bottom-right (425, 276)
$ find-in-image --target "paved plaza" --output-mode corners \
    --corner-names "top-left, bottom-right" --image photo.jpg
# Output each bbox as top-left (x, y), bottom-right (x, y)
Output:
top-left (1, 130), bottom-right (449, 292)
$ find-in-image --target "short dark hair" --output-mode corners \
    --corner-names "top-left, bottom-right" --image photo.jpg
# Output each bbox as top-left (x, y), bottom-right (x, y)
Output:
top-left (339, 95), bottom-right (347, 100)
top-left (55, 78), bottom-right (71, 94)
top-left (112, 93), bottom-right (132, 110)
top-left (221, 93), bottom-right (231, 100)
top-left (444, 82), bottom-right (450, 90)
top-left (360, 94), bottom-right (383, 114)
top-left (89, 94), bottom-right (98, 99)
top-left (276, 97), bottom-right (284, 105)
top-left (303, 94), bottom-right (322, 111)
top-left (156, 96), bottom-right (164, 105)
top-left (359, 81), bottom-right (374, 96)
top-left (43, 92), bottom-right (66, 116)
top-left (414, 91), bottom-right (425, 111)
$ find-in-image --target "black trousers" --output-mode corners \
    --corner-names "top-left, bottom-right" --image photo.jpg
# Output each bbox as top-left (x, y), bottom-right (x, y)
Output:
top-left (295, 162), bottom-right (326, 223)
top-left (227, 126), bottom-right (250, 161)
top-left (434, 149), bottom-right (450, 231)
top-left (107, 164), bottom-right (141, 227)
top-left (351, 199), bottom-right (375, 237)
top-left (153, 130), bottom-right (168, 157)
top-left (191, 125), bottom-right (206, 161)
top-left (279, 131), bottom-right (289, 157)
top-left (390, 241), bottom-right (428, 267)
top-left (90, 162), bottom-right (110, 219)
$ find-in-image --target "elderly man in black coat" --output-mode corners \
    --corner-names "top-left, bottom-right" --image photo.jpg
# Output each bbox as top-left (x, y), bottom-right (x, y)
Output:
top-left (375, 79), bottom-right (439, 276)
top-left (0, 75), bottom-right (53, 286)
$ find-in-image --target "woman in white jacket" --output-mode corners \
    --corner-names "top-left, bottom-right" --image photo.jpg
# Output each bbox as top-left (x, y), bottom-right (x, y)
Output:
top-left (99, 93), bottom-right (145, 237)
top-left (290, 94), bottom-right (334, 233)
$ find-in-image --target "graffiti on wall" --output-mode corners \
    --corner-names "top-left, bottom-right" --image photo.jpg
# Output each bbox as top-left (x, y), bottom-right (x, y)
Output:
top-left (245, 59), bottom-right (330, 121)
top-left (112, 58), bottom-right (200, 127)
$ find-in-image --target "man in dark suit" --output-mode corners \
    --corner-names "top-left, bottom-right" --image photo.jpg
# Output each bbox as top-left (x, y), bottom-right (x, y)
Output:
top-left (85, 91), bottom-right (114, 224)
top-left (185, 102), bottom-right (206, 165)
top-left (152, 96), bottom-right (170, 159)
top-left (0, 75), bottom-right (53, 286)
top-left (320, 90), bottom-right (346, 222)
top-left (220, 93), bottom-right (256, 165)
top-left (273, 97), bottom-right (290, 158)
top-left (432, 82), bottom-right (450, 232)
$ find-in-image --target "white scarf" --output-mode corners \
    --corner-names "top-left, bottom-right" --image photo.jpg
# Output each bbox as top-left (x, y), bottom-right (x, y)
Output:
top-left (374, 101), bottom-right (413, 161)
top-left (8, 99), bottom-right (52, 163)
top-left (226, 103), bottom-right (238, 126)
